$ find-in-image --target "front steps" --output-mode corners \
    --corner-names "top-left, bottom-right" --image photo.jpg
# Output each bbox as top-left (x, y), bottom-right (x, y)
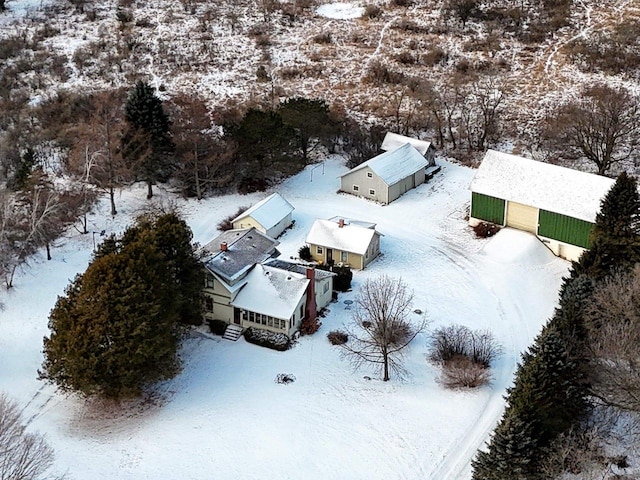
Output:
top-left (222, 324), bottom-right (243, 341)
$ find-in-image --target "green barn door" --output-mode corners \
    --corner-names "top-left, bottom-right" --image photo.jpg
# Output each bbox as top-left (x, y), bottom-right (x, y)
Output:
top-left (538, 210), bottom-right (594, 248)
top-left (471, 192), bottom-right (506, 225)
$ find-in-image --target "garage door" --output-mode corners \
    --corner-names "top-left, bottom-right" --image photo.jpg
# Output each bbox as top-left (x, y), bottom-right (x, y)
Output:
top-left (506, 201), bottom-right (539, 233)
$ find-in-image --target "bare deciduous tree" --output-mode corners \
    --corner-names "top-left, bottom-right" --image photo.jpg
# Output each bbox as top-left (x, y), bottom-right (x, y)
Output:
top-left (337, 275), bottom-right (427, 381)
top-left (585, 265), bottom-right (640, 412)
top-left (0, 393), bottom-right (58, 480)
top-left (545, 84), bottom-right (639, 175)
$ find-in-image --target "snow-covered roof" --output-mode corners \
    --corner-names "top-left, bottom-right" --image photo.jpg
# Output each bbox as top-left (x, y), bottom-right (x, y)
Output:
top-left (231, 264), bottom-right (309, 320)
top-left (202, 228), bottom-right (280, 283)
top-left (232, 193), bottom-right (294, 230)
top-left (470, 150), bottom-right (615, 223)
top-left (264, 259), bottom-right (336, 279)
top-left (380, 132), bottom-right (433, 156)
top-left (327, 216), bottom-right (376, 229)
top-left (306, 219), bottom-right (380, 255)
top-left (341, 143), bottom-right (428, 186)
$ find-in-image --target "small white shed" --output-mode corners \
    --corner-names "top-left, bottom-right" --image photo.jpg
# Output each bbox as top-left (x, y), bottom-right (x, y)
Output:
top-left (232, 193), bottom-right (294, 239)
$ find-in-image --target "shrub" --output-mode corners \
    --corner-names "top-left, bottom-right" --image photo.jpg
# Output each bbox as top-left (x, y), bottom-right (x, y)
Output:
top-left (313, 32), bottom-right (332, 44)
top-left (243, 327), bottom-right (290, 351)
top-left (298, 245), bottom-right (312, 261)
top-left (327, 330), bottom-right (348, 345)
top-left (207, 319), bottom-right (227, 336)
top-left (256, 65), bottom-right (271, 82)
top-left (217, 206), bottom-right (248, 231)
top-left (116, 8), bottom-right (133, 24)
top-left (440, 355), bottom-right (492, 388)
top-left (318, 265), bottom-right (352, 292)
top-left (365, 60), bottom-right (405, 85)
top-left (364, 4), bottom-right (382, 19)
top-left (429, 325), bottom-right (502, 368)
top-left (299, 316), bottom-right (321, 336)
top-left (395, 51), bottom-right (417, 65)
top-left (275, 373), bottom-right (296, 384)
top-left (472, 222), bottom-right (500, 238)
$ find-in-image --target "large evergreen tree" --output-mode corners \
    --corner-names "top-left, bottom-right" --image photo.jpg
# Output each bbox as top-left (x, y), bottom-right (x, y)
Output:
top-left (574, 172), bottom-right (640, 278)
top-left (40, 212), bottom-right (202, 398)
top-left (226, 108), bottom-right (296, 192)
top-left (472, 329), bottom-right (588, 480)
top-left (122, 212), bottom-right (204, 325)
top-left (278, 98), bottom-right (337, 163)
top-left (122, 81), bottom-right (175, 199)
top-left (472, 414), bottom-right (537, 480)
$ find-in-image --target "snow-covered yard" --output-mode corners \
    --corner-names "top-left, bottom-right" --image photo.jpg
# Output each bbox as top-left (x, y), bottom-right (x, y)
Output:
top-left (0, 156), bottom-right (569, 479)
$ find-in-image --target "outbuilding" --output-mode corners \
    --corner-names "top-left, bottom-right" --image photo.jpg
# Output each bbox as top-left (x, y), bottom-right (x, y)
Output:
top-left (339, 143), bottom-right (431, 205)
top-left (469, 150), bottom-right (615, 261)
top-left (232, 192), bottom-right (294, 239)
top-left (305, 218), bottom-right (382, 270)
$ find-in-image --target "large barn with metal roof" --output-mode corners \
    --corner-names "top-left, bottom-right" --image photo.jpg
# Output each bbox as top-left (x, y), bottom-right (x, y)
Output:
top-left (469, 150), bottom-right (615, 261)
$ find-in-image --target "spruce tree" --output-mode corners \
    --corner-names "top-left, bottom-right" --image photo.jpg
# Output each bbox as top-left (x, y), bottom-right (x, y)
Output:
top-left (472, 330), bottom-right (588, 480)
top-left (122, 81), bottom-right (175, 199)
top-left (472, 414), bottom-right (537, 480)
top-left (574, 172), bottom-right (640, 278)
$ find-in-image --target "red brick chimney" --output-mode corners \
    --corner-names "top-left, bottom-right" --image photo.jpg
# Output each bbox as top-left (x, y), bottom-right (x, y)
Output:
top-left (220, 242), bottom-right (228, 251)
top-left (305, 267), bottom-right (317, 322)
top-left (338, 218), bottom-right (345, 228)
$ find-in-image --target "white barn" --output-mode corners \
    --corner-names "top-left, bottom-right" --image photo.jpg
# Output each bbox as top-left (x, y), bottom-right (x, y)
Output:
top-left (339, 143), bottom-right (430, 205)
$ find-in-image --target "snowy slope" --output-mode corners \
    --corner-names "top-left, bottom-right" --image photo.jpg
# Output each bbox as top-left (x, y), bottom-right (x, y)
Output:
top-left (0, 156), bottom-right (569, 480)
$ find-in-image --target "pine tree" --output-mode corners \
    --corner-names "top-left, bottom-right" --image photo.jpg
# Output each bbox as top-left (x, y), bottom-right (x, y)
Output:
top-left (227, 108), bottom-right (296, 192)
top-left (573, 172), bottom-right (640, 278)
top-left (122, 81), bottom-right (175, 199)
top-left (278, 98), bottom-right (337, 163)
top-left (472, 330), bottom-right (588, 480)
top-left (472, 414), bottom-right (537, 480)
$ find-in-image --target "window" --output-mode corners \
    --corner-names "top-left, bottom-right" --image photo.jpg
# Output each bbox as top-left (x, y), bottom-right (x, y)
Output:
top-left (369, 189), bottom-right (375, 195)
top-left (323, 282), bottom-right (329, 294)
top-left (317, 246), bottom-right (323, 254)
top-left (367, 172), bottom-right (373, 178)
top-left (353, 185), bottom-right (359, 192)
top-left (204, 296), bottom-right (214, 312)
top-left (300, 304), bottom-right (304, 319)
top-left (341, 251), bottom-right (348, 262)
top-left (204, 274), bottom-right (215, 289)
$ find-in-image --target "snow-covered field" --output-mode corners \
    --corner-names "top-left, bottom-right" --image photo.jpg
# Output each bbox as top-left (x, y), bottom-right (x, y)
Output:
top-left (0, 156), bottom-right (569, 479)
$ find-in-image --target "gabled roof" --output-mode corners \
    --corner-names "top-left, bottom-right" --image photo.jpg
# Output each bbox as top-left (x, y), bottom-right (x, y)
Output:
top-left (306, 219), bottom-right (380, 255)
top-left (340, 143), bottom-right (428, 186)
top-left (327, 216), bottom-right (377, 229)
top-left (232, 193), bottom-right (294, 230)
top-left (231, 264), bottom-right (309, 320)
top-left (470, 150), bottom-right (615, 223)
top-left (380, 132), bottom-right (433, 156)
top-left (202, 228), bottom-right (280, 284)
top-left (264, 259), bottom-right (336, 280)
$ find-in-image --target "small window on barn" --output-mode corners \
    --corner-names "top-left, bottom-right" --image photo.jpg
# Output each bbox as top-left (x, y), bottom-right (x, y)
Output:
top-left (341, 251), bottom-right (348, 262)
top-left (317, 246), bottom-right (323, 254)
top-left (369, 189), bottom-right (375, 195)
top-left (353, 185), bottom-right (359, 192)
top-left (367, 172), bottom-right (373, 178)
